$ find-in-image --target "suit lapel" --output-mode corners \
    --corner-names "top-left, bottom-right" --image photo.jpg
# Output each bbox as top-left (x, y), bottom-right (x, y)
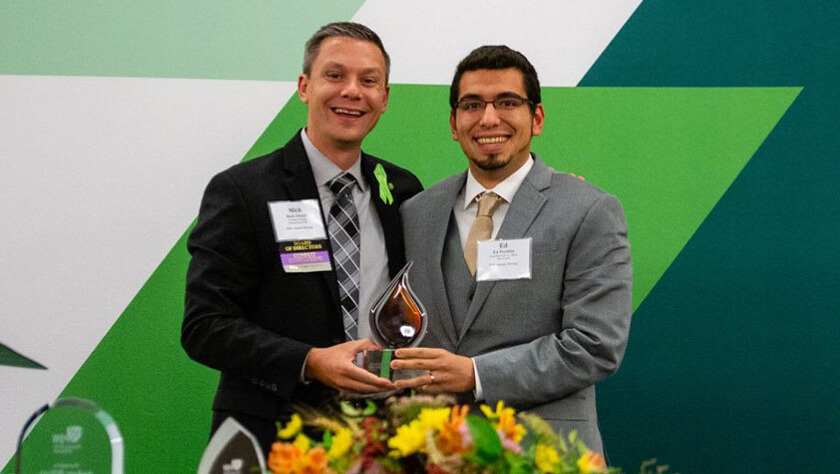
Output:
top-left (458, 158), bottom-right (552, 341)
top-left (361, 155), bottom-right (403, 277)
top-left (278, 133), bottom-right (342, 313)
top-left (426, 175), bottom-right (466, 348)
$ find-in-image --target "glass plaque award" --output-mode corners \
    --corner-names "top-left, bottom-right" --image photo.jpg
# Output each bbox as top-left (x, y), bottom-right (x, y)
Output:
top-left (15, 398), bottom-right (123, 474)
top-left (361, 260), bottom-right (427, 381)
top-left (197, 417), bottom-right (267, 474)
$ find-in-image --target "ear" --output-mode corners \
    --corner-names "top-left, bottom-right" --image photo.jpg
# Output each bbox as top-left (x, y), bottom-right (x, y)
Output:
top-left (450, 111), bottom-right (458, 141)
top-left (531, 103), bottom-right (545, 136)
top-left (297, 74), bottom-right (310, 104)
top-left (380, 84), bottom-right (390, 113)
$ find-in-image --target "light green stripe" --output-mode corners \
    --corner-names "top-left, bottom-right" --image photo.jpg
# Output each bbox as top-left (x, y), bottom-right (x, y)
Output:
top-left (0, 0), bottom-right (365, 79)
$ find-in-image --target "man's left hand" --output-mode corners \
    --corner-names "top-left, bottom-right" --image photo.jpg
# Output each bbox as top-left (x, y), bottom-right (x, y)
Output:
top-left (391, 348), bottom-right (475, 393)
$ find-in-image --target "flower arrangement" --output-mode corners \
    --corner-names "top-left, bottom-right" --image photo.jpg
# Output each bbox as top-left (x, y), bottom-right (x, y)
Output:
top-left (266, 395), bottom-right (653, 474)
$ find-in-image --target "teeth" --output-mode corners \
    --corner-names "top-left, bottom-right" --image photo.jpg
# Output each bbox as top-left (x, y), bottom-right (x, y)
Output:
top-left (334, 108), bottom-right (363, 116)
top-left (476, 136), bottom-right (507, 144)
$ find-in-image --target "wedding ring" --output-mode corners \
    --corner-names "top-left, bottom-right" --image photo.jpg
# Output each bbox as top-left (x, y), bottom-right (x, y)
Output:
top-left (429, 371), bottom-right (435, 384)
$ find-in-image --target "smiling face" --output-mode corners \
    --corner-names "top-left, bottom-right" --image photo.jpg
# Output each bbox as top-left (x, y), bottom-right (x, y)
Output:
top-left (450, 68), bottom-right (544, 187)
top-left (298, 36), bottom-right (390, 166)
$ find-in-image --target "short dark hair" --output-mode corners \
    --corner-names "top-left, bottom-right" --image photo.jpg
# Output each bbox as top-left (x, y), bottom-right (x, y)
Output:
top-left (449, 45), bottom-right (541, 112)
top-left (303, 22), bottom-right (391, 83)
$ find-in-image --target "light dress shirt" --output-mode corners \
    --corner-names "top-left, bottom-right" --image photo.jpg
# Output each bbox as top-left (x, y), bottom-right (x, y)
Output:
top-left (301, 129), bottom-right (390, 338)
top-left (299, 129), bottom-right (390, 382)
top-left (453, 156), bottom-right (534, 400)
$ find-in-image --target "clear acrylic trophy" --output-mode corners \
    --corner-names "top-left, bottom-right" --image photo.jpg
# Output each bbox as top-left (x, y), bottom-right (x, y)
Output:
top-left (15, 398), bottom-right (123, 474)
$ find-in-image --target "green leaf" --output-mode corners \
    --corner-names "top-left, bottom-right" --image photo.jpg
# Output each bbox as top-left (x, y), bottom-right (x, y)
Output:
top-left (362, 399), bottom-right (377, 416)
top-left (466, 414), bottom-right (503, 466)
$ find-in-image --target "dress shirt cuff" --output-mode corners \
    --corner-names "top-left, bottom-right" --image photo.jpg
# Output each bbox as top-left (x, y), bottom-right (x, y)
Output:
top-left (472, 357), bottom-right (484, 401)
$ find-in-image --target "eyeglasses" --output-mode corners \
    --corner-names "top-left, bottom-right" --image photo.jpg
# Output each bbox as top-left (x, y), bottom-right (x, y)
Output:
top-left (455, 95), bottom-right (533, 114)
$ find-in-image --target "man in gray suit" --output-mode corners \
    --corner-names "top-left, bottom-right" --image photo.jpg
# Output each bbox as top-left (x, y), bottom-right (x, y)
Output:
top-left (391, 45), bottom-right (632, 454)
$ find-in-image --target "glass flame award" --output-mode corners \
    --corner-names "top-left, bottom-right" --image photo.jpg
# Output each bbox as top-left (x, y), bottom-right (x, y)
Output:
top-left (362, 260), bottom-right (427, 381)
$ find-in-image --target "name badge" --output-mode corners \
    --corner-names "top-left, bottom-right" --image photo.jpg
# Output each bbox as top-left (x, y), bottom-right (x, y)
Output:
top-left (267, 199), bottom-right (326, 241)
top-left (476, 238), bottom-right (532, 282)
top-left (268, 200), bottom-right (332, 273)
top-left (279, 240), bottom-right (332, 273)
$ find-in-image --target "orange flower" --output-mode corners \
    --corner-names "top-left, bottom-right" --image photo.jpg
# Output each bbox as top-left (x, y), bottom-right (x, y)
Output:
top-left (268, 442), bottom-right (302, 474)
top-left (436, 405), bottom-right (471, 455)
top-left (497, 407), bottom-right (526, 443)
top-left (299, 447), bottom-right (330, 474)
top-left (576, 450), bottom-right (607, 474)
top-left (268, 443), bottom-right (330, 474)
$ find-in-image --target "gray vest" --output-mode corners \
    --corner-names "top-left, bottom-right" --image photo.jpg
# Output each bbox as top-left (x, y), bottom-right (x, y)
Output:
top-left (440, 214), bottom-right (477, 339)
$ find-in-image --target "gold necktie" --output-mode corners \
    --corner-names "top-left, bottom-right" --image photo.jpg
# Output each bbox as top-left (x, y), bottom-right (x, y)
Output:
top-left (464, 191), bottom-right (503, 275)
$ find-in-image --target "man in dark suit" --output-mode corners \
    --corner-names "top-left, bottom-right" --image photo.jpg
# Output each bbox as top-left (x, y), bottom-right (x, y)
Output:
top-left (182, 22), bottom-right (423, 454)
top-left (392, 46), bottom-right (632, 453)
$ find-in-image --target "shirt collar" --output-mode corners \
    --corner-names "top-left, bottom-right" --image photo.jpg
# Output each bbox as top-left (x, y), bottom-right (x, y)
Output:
top-left (301, 129), bottom-right (366, 191)
top-left (462, 155), bottom-right (534, 209)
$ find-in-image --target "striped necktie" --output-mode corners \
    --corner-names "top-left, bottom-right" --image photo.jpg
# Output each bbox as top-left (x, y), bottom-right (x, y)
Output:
top-left (327, 172), bottom-right (361, 340)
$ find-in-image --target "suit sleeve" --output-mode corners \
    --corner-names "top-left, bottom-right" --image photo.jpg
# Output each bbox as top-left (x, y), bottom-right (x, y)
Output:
top-left (181, 172), bottom-right (312, 400)
top-left (474, 193), bottom-right (632, 407)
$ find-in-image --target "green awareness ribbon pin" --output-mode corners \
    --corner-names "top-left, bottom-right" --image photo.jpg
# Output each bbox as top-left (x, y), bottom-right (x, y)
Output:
top-left (373, 163), bottom-right (394, 205)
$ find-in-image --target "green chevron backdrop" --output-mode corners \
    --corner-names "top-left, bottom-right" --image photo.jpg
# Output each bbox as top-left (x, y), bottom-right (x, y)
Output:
top-left (2, 1), bottom-right (837, 472)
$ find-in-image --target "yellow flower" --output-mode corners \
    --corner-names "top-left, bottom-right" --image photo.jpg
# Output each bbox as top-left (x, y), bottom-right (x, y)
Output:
top-left (278, 414), bottom-right (303, 439)
top-left (577, 450), bottom-right (607, 474)
top-left (534, 444), bottom-right (560, 473)
top-left (480, 400), bottom-right (506, 420)
top-left (388, 420), bottom-right (428, 457)
top-left (417, 407), bottom-right (451, 431)
top-left (328, 428), bottom-right (353, 460)
top-left (293, 433), bottom-right (311, 453)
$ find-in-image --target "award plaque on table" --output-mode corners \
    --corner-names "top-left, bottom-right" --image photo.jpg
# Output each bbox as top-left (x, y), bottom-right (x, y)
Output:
top-left (15, 398), bottom-right (123, 474)
top-left (197, 417), bottom-right (266, 474)
top-left (360, 260), bottom-right (428, 382)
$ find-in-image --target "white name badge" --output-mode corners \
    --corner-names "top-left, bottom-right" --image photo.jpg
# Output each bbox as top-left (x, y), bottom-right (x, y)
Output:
top-left (476, 238), bottom-right (532, 282)
top-left (267, 199), bottom-right (327, 242)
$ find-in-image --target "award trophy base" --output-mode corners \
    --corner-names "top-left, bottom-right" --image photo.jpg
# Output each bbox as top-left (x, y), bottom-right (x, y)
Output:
top-left (361, 349), bottom-right (426, 382)
top-left (343, 351), bottom-right (425, 400)
top-left (362, 349), bottom-right (395, 380)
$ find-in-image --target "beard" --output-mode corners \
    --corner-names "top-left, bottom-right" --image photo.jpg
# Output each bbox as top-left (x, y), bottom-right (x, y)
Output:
top-left (470, 153), bottom-right (511, 171)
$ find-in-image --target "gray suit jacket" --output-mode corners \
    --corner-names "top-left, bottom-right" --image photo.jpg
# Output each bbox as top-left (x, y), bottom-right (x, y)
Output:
top-left (401, 157), bottom-right (632, 453)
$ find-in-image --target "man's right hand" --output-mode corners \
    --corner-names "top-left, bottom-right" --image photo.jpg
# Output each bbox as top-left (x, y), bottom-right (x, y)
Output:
top-left (304, 339), bottom-right (396, 394)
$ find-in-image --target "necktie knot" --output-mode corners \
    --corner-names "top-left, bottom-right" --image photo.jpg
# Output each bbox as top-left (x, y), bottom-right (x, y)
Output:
top-left (476, 191), bottom-right (503, 217)
top-left (328, 172), bottom-right (357, 198)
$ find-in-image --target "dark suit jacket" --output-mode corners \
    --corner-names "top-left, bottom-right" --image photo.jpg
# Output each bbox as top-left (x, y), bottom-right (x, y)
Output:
top-left (182, 131), bottom-right (422, 422)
